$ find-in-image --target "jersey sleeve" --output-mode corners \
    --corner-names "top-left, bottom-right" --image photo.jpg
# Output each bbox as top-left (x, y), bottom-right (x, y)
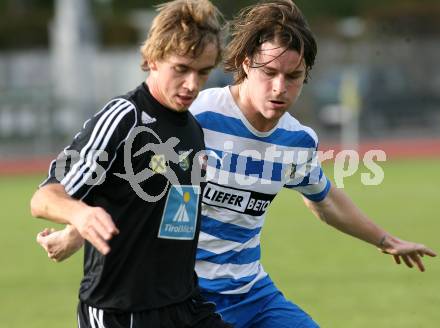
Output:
top-left (40, 98), bottom-right (137, 200)
top-left (284, 142), bottom-right (331, 202)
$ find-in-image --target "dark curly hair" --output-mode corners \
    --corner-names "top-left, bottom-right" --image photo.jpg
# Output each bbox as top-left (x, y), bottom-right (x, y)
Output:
top-left (224, 0), bottom-right (317, 84)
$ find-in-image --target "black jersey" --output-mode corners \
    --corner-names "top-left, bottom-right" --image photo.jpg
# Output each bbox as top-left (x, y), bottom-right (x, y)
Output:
top-left (42, 83), bottom-right (206, 312)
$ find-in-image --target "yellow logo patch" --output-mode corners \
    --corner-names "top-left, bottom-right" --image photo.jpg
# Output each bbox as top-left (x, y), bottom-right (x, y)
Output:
top-left (149, 154), bottom-right (167, 174)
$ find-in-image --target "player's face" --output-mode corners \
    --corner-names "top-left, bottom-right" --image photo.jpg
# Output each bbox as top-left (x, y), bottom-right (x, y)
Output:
top-left (242, 41), bottom-right (306, 128)
top-left (147, 43), bottom-right (218, 112)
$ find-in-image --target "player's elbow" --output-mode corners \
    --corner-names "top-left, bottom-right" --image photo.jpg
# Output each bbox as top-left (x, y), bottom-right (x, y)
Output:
top-left (30, 189), bottom-right (45, 218)
top-left (303, 195), bottom-right (330, 224)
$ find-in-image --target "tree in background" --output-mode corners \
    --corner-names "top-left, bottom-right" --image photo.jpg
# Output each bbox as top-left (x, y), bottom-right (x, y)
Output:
top-left (0, 0), bottom-right (439, 49)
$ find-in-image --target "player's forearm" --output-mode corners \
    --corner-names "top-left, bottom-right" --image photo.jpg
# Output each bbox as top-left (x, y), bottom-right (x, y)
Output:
top-left (65, 224), bottom-right (85, 246)
top-left (30, 183), bottom-right (88, 225)
top-left (304, 186), bottom-right (387, 247)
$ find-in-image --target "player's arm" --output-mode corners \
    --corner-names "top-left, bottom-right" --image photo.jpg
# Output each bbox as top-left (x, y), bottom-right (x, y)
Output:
top-left (303, 185), bottom-right (437, 272)
top-left (36, 225), bottom-right (84, 262)
top-left (31, 183), bottom-right (117, 255)
top-left (31, 98), bottom-right (137, 255)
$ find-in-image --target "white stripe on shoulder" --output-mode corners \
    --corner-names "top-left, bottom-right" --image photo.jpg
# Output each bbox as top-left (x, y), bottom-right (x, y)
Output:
top-left (67, 105), bottom-right (135, 195)
top-left (61, 99), bottom-right (129, 189)
top-left (78, 108), bottom-right (138, 200)
top-left (95, 97), bottom-right (127, 117)
top-left (63, 100), bottom-right (136, 195)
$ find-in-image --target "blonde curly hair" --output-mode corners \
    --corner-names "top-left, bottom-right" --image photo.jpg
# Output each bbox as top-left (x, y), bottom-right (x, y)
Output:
top-left (140, 0), bottom-right (224, 71)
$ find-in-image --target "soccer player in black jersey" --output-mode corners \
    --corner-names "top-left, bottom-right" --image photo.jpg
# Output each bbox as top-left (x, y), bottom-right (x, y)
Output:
top-left (30, 1), bottom-right (232, 327)
top-left (35, 1), bottom-right (437, 327)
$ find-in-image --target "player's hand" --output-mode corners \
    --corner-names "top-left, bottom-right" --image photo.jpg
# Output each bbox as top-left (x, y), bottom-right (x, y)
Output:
top-left (36, 226), bottom-right (84, 262)
top-left (70, 206), bottom-right (119, 255)
top-left (379, 235), bottom-right (437, 272)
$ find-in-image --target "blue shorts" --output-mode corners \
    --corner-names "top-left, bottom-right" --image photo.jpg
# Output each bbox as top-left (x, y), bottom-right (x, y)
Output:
top-left (201, 277), bottom-right (319, 328)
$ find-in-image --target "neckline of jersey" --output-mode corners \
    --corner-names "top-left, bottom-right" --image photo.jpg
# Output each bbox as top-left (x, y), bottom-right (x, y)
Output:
top-left (141, 82), bottom-right (189, 125)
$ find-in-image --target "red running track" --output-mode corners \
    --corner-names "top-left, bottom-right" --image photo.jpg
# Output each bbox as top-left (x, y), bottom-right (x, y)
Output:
top-left (1, 138), bottom-right (439, 175)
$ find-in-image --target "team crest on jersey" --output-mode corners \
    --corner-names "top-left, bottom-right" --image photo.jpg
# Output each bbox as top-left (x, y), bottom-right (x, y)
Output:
top-left (158, 185), bottom-right (200, 240)
top-left (178, 150), bottom-right (191, 171)
top-left (149, 154), bottom-right (167, 174)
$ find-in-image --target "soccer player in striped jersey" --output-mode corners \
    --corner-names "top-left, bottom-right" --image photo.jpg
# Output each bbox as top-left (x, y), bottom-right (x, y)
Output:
top-left (190, 2), bottom-right (435, 327)
top-left (30, 1), bottom-right (232, 327)
top-left (36, 1), bottom-right (436, 327)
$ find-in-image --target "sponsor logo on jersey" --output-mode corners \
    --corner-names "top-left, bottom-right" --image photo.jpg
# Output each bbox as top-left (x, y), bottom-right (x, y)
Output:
top-left (158, 185), bottom-right (200, 240)
top-left (141, 111), bottom-right (157, 125)
top-left (149, 154), bottom-right (167, 174)
top-left (202, 182), bottom-right (274, 216)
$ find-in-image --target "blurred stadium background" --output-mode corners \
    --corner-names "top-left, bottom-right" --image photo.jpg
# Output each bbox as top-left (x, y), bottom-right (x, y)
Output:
top-left (0, 0), bottom-right (439, 327)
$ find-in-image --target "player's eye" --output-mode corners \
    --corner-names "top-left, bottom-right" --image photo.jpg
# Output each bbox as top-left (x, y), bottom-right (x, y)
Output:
top-left (199, 69), bottom-right (211, 76)
top-left (262, 69), bottom-right (276, 77)
top-left (287, 71), bottom-right (305, 81)
top-left (174, 65), bottom-right (188, 73)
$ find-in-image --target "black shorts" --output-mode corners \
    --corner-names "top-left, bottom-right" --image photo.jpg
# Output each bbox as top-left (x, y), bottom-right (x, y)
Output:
top-left (77, 293), bottom-right (233, 328)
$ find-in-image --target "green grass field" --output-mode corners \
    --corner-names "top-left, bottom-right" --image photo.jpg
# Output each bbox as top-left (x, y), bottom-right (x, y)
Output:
top-left (1, 159), bottom-right (439, 327)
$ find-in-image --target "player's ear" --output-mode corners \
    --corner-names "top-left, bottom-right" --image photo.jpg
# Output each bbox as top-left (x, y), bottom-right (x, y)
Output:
top-left (149, 60), bottom-right (158, 71)
top-left (242, 57), bottom-right (251, 76)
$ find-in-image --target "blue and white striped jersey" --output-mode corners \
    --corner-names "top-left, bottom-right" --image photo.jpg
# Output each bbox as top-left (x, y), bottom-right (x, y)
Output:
top-left (190, 87), bottom-right (331, 295)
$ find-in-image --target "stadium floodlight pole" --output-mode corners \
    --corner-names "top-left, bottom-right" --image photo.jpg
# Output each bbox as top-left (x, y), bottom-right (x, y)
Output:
top-left (339, 69), bottom-right (361, 151)
top-left (337, 17), bottom-right (365, 151)
top-left (51, 0), bottom-right (97, 134)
